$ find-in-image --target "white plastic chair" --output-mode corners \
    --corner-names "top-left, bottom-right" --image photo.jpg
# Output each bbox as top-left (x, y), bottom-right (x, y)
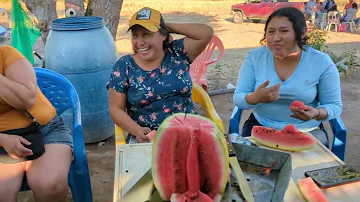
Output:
top-left (343, 10), bottom-right (357, 32)
top-left (326, 11), bottom-right (341, 32)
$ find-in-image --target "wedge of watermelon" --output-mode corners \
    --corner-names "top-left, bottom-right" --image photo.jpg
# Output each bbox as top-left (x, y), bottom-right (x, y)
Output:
top-left (298, 177), bottom-right (328, 202)
top-left (251, 124), bottom-right (316, 151)
top-left (152, 113), bottom-right (229, 202)
top-left (290, 100), bottom-right (307, 110)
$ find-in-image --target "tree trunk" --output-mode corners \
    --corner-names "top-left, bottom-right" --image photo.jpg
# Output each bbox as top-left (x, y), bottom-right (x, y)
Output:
top-left (22, 0), bottom-right (57, 44)
top-left (65, 0), bottom-right (84, 16)
top-left (88, 0), bottom-right (123, 40)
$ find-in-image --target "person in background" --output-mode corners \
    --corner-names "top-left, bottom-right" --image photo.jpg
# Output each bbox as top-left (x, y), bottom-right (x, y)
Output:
top-left (305, 0), bottom-right (318, 23)
top-left (344, 0), bottom-right (355, 13)
top-left (233, 7), bottom-right (342, 147)
top-left (341, 3), bottom-right (358, 23)
top-left (0, 46), bottom-right (73, 202)
top-left (107, 7), bottom-right (213, 143)
top-left (323, 0), bottom-right (338, 12)
top-left (315, 0), bottom-right (325, 26)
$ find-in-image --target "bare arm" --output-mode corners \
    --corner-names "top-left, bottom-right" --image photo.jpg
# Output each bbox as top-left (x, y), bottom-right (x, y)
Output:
top-left (0, 59), bottom-right (37, 109)
top-left (166, 23), bottom-right (214, 63)
top-left (108, 88), bottom-right (143, 137)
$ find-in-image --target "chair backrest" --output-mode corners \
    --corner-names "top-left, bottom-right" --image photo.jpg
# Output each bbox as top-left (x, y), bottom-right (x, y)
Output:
top-left (327, 11), bottom-right (340, 24)
top-left (34, 67), bottom-right (80, 116)
top-left (345, 9), bottom-right (357, 22)
top-left (190, 35), bottom-right (224, 82)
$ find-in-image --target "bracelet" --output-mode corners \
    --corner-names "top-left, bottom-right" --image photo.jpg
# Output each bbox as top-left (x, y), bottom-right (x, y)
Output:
top-left (313, 108), bottom-right (321, 120)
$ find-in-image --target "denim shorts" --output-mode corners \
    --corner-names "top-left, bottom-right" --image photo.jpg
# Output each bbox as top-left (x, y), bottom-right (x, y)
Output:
top-left (40, 114), bottom-right (73, 148)
top-left (0, 114), bottom-right (73, 163)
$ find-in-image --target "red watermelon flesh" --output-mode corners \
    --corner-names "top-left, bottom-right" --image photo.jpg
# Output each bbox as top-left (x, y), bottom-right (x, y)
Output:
top-left (282, 124), bottom-right (299, 134)
top-left (290, 100), bottom-right (307, 110)
top-left (251, 124), bottom-right (316, 151)
top-left (298, 177), bottom-right (328, 202)
top-left (152, 113), bottom-right (229, 202)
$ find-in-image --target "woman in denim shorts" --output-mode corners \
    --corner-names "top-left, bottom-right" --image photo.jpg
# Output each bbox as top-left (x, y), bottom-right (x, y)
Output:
top-left (0, 45), bottom-right (73, 202)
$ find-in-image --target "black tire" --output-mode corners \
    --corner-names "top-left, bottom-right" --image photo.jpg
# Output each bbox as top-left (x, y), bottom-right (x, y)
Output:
top-left (252, 19), bottom-right (261, 23)
top-left (233, 11), bottom-right (243, 24)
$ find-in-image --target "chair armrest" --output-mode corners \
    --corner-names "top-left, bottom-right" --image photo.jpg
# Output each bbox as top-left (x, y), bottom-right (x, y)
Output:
top-left (229, 106), bottom-right (243, 134)
top-left (192, 83), bottom-right (225, 133)
top-left (329, 117), bottom-right (347, 143)
top-left (328, 117), bottom-right (347, 160)
top-left (72, 124), bottom-right (87, 167)
top-left (203, 49), bottom-right (225, 66)
top-left (115, 124), bottom-right (126, 147)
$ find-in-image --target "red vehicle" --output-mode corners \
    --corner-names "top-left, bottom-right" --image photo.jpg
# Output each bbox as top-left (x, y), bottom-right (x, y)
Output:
top-left (231, 0), bottom-right (305, 24)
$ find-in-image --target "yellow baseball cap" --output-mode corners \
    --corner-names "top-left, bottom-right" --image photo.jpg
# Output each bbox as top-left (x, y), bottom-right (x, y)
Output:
top-left (128, 7), bottom-right (162, 32)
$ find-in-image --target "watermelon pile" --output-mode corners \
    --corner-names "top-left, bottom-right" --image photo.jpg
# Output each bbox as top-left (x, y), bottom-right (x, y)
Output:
top-left (298, 177), bottom-right (328, 202)
top-left (251, 124), bottom-right (316, 152)
top-left (151, 113), bottom-right (229, 202)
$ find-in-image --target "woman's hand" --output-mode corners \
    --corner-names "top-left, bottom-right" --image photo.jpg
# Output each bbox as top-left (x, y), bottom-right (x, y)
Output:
top-left (134, 127), bottom-right (152, 143)
top-left (0, 134), bottom-right (33, 159)
top-left (247, 80), bottom-right (281, 105)
top-left (290, 105), bottom-right (320, 121)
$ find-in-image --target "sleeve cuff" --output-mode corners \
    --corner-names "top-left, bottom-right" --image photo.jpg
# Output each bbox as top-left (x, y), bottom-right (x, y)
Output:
top-left (234, 93), bottom-right (256, 110)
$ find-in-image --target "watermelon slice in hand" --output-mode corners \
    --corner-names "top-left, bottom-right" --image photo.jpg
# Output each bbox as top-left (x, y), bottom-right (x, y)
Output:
top-left (290, 100), bottom-right (307, 110)
top-left (146, 130), bottom-right (157, 142)
top-left (298, 177), bottom-right (328, 202)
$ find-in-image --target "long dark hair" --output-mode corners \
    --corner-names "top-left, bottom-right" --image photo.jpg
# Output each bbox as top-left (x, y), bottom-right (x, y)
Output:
top-left (260, 7), bottom-right (308, 50)
top-left (159, 16), bottom-right (173, 50)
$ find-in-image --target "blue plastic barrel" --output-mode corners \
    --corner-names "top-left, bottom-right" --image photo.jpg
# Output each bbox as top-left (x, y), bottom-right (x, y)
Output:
top-left (45, 16), bottom-right (117, 143)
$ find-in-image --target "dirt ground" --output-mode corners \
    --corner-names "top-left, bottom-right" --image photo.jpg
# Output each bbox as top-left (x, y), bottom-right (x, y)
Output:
top-left (9, 10), bottom-right (360, 202)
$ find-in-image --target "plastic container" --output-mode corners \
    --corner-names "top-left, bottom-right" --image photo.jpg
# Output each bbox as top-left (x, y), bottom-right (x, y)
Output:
top-left (45, 16), bottom-right (117, 143)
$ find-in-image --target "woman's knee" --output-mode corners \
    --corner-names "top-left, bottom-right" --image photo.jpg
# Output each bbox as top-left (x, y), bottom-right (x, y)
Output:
top-left (29, 173), bottom-right (69, 198)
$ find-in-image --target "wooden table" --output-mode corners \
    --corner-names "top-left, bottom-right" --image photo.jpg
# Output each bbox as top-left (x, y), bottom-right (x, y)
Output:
top-left (113, 140), bottom-right (360, 202)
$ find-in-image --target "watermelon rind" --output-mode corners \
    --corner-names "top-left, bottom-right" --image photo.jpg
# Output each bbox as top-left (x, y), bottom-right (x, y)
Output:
top-left (152, 113), bottom-right (230, 201)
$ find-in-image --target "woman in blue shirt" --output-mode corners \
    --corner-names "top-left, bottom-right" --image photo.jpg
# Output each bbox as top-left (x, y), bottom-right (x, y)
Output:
top-left (233, 7), bottom-right (342, 146)
top-left (107, 7), bottom-right (213, 143)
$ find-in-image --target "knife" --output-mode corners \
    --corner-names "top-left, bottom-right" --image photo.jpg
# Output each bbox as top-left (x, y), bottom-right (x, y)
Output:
top-left (224, 133), bottom-right (255, 202)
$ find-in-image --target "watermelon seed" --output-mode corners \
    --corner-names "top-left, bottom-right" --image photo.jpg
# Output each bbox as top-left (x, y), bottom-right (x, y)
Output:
top-left (276, 145), bottom-right (279, 148)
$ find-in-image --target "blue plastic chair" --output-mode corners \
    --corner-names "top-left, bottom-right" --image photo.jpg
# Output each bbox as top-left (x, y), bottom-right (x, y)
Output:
top-left (19, 67), bottom-right (93, 202)
top-left (229, 106), bottom-right (347, 161)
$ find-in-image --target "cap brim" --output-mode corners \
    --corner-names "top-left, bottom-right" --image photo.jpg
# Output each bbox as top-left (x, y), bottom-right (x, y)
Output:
top-left (127, 22), bottom-right (159, 33)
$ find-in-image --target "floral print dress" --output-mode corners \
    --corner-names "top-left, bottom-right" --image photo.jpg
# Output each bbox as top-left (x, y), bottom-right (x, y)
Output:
top-left (107, 38), bottom-right (196, 136)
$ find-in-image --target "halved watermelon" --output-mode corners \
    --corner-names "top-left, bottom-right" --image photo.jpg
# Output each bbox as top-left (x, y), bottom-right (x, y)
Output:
top-left (290, 100), bottom-right (307, 110)
top-left (251, 124), bottom-right (316, 151)
top-left (298, 177), bottom-right (328, 202)
top-left (152, 113), bottom-right (229, 202)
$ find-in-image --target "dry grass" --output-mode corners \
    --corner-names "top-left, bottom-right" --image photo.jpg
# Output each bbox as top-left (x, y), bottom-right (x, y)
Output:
top-left (120, 0), bottom-right (349, 16)
top-left (120, 0), bottom-right (239, 16)
top-left (2, 0), bottom-right (350, 17)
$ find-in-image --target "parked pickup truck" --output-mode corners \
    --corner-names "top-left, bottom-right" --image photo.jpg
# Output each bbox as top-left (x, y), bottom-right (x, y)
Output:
top-left (231, 0), bottom-right (305, 24)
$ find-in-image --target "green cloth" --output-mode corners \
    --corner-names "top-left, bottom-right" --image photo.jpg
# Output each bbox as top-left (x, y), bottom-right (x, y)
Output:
top-left (11, 0), bottom-right (41, 64)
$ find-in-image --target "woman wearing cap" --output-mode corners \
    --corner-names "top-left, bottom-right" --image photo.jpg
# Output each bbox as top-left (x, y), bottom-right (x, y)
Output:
top-left (107, 7), bottom-right (214, 143)
top-left (0, 46), bottom-right (73, 202)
